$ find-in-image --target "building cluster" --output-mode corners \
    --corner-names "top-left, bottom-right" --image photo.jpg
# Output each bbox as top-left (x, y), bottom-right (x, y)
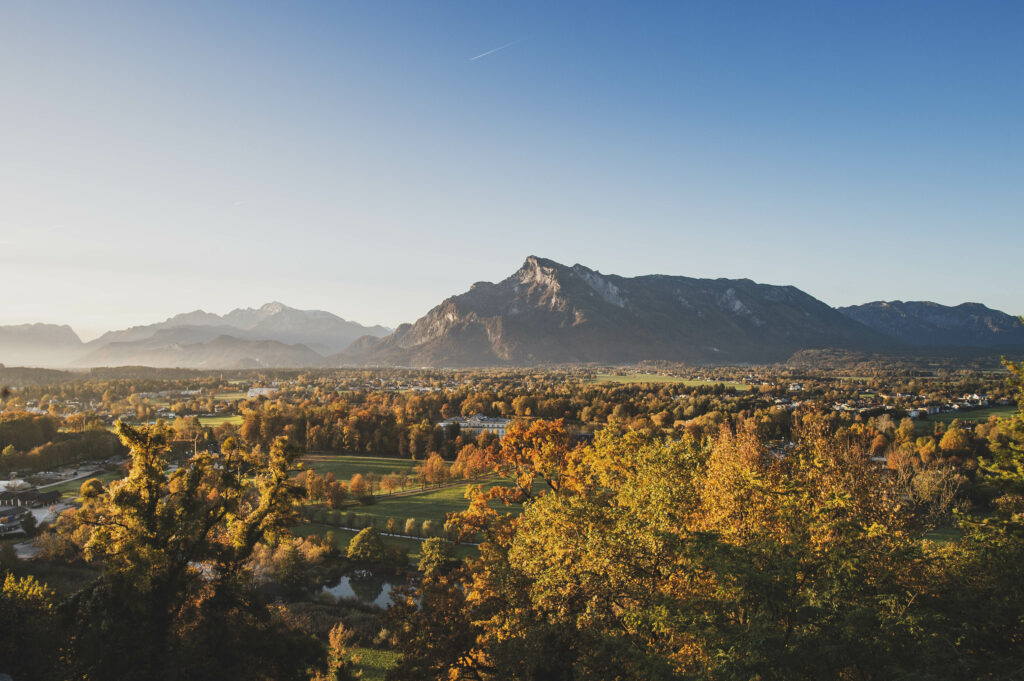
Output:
top-left (438, 414), bottom-right (513, 438)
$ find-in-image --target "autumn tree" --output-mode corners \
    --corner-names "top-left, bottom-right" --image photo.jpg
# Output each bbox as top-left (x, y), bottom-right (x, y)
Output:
top-left (57, 421), bottom-right (323, 681)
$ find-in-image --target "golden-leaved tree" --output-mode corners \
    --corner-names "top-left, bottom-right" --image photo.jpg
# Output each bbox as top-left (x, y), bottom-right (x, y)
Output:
top-left (56, 422), bottom-right (324, 681)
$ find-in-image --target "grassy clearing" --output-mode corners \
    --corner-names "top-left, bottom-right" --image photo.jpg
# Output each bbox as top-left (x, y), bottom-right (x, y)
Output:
top-left (350, 647), bottom-right (400, 681)
top-left (213, 391), bottom-right (247, 401)
top-left (300, 454), bottom-right (418, 481)
top-left (589, 373), bottom-right (750, 389)
top-left (197, 414), bottom-right (244, 428)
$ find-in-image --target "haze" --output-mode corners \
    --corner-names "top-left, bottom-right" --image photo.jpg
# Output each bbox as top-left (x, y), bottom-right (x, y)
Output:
top-left (1, 1), bottom-right (1021, 340)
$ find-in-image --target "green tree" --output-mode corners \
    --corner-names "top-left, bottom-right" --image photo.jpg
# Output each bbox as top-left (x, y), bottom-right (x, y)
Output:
top-left (417, 537), bottom-right (454, 576)
top-left (346, 526), bottom-right (386, 563)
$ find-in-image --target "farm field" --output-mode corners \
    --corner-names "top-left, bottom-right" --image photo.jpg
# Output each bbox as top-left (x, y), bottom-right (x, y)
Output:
top-left (300, 453), bottom-right (418, 481)
top-left (590, 373), bottom-right (750, 389)
top-left (213, 391), bottom-right (247, 401)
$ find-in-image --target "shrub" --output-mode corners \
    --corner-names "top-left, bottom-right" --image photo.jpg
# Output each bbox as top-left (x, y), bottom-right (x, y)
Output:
top-left (404, 517), bottom-right (418, 536)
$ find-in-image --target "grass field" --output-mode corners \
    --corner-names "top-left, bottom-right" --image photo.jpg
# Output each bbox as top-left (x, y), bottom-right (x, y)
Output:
top-left (197, 414), bottom-right (244, 427)
top-left (346, 478), bottom-right (531, 528)
top-left (350, 648), bottom-right (400, 681)
top-left (291, 524), bottom-right (477, 563)
top-left (213, 391), bottom-right (247, 401)
top-left (300, 454), bottom-right (418, 481)
top-left (46, 470), bottom-right (121, 499)
top-left (915, 405), bottom-right (1017, 433)
top-left (589, 373), bottom-right (750, 389)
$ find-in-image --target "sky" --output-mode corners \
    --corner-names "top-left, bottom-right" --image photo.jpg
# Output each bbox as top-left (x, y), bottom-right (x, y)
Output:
top-left (1, 1), bottom-right (1021, 340)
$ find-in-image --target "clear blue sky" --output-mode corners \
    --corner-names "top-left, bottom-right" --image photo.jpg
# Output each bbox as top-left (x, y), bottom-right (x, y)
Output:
top-left (1, 1), bottom-right (1021, 339)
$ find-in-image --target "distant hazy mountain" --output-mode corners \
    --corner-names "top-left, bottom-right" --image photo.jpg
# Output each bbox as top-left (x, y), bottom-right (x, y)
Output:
top-left (77, 334), bottom-right (326, 369)
top-left (337, 256), bottom-right (886, 367)
top-left (85, 302), bottom-right (391, 358)
top-left (0, 324), bottom-right (83, 367)
top-left (839, 301), bottom-right (1024, 347)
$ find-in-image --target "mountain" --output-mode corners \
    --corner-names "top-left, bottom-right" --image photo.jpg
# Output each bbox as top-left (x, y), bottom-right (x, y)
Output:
top-left (76, 334), bottom-right (326, 369)
top-left (839, 301), bottom-right (1024, 348)
top-left (0, 324), bottom-right (84, 367)
top-left (83, 302), bottom-right (390, 363)
top-left (337, 256), bottom-right (887, 367)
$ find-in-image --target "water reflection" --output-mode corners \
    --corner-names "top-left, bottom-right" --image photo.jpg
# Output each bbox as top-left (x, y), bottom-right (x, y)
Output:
top-left (320, 571), bottom-right (397, 608)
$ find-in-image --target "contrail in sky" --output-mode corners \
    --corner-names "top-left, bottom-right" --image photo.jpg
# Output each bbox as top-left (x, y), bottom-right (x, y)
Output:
top-left (470, 40), bottom-right (522, 61)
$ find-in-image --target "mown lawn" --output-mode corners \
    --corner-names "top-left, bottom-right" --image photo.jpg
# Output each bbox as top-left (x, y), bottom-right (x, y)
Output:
top-left (300, 454), bottom-right (418, 482)
top-left (350, 480), bottom-right (529, 528)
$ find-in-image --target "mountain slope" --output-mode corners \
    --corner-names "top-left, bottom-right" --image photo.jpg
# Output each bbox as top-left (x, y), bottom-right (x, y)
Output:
top-left (839, 301), bottom-right (1024, 347)
top-left (337, 256), bottom-right (886, 367)
top-left (82, 303), bottom-right (387, 356)
top-left (0, 324), bottom-right (84, 367)
top-left (76, 334), bottom-right (325, 369)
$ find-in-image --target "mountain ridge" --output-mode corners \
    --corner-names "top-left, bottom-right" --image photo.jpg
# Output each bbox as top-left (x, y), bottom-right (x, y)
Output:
top-left (839, 300), bottom-right (1024, 347)
top-left (336, 256), bottom-right (889, 367)
top-left (2, 263), bottom-right (1022, 369)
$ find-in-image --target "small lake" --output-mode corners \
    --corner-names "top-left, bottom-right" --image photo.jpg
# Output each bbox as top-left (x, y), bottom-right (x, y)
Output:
top-left (320, 572), bottom-right (400, 608)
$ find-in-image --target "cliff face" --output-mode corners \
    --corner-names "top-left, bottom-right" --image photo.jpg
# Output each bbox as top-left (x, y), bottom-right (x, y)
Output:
top-left (839, 301), bottom-right (1024, 347)
top-left (338, 256), bottom-right (887, 367)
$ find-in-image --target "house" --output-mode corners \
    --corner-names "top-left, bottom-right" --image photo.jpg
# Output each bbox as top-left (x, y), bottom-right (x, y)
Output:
top-left (0, 506), bottom-right (30, 536)
top-left (247, 387), bottom-right (276, 399)
top-left (0, 488), bottom-right (62, 508)
top-left (438, 414), bottom-right (512, 438)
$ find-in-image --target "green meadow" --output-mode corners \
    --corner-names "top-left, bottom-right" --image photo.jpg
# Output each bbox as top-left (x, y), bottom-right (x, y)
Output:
top-left (299, 453), bottom-right (418, 481)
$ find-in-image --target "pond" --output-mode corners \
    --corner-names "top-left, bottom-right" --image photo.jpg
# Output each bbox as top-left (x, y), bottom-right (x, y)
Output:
top-left (320, 571), bottom-right (401, 608)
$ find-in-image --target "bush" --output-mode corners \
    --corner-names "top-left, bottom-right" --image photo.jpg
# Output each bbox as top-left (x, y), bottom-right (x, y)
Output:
top-left (404, 517), bottom-right (418, 537)
top-left (385, 517), bottom-right (397, 534)
top-left (421, 520), bottom-right (435, 537)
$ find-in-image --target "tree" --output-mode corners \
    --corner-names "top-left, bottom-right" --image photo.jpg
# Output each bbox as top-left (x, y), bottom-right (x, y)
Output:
top-left (939, 422), bottom-right (969, 454)
top-left (346, 526), bottom-right (386, 563)
top-left (349, 473), bottom-right (370, 499)
top-left (57, 421), bottom-right (323, 681)
top-left (0, 573), bottom-right (56, 679)
top-left (19, 510), bottom-right (36, 537)
top-left (417, 537), bottom-right (454, 576)
top-left (312, 622), bottom-right (360, 681)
